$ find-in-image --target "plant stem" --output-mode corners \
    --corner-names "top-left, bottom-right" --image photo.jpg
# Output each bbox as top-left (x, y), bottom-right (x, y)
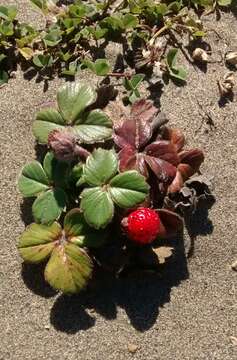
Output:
top-left (151, 25), bottom-right (169, 42)
top-left (107, 71), bottom-right (133, 78)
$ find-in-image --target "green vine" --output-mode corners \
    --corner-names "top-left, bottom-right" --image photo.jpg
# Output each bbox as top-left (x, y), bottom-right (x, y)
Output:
top-left (0, 0), bottom-right (234, 92)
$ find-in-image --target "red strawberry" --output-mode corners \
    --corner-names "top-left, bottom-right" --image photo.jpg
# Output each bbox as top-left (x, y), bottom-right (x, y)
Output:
top-left (121, 208), bottom-right (160, 244)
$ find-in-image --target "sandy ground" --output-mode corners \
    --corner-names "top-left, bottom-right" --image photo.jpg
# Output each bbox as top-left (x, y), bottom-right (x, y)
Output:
top-left (0, 1), bottom-right (236, 359)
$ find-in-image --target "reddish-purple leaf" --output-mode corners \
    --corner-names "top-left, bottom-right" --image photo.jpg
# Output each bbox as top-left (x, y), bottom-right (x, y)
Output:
top-left (145, 140), bottom-right (180, 166)
top-left (177, 163), bottom-right (195, 181)
top-left (113, 118), bottom-right (137, 148)
top-left (118, 145), bottom-right (137, 172)
top-left (157, 209), bottom-right (183, 238)
top-left (136, 154), bottom-right (149, 178)
top-left (145, 155), bottom-right (177, 183)
top-left (162, 127), bottom-right (185, 152)
top-left (179, 149), bottom-right (204, 172)
top-left (168, 170), bottom-right (184, 193)
top-left (130, 99), bottom-right (159, 148)
top-left (113, 99), bottom-right (159, 150)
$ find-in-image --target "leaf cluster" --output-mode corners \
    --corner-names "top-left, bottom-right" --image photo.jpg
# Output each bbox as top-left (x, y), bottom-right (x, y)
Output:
top-left (0, 0), bottom-right (233, 86)
top-left (17, 81), bottom-right (208, 294)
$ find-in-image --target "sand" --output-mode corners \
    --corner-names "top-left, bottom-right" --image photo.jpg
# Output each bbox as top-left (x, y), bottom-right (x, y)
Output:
top-left (0, 1), bottom-right (236, 359)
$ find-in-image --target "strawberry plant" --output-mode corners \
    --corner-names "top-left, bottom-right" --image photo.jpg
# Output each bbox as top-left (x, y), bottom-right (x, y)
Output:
top-left (18, 81), bottom-right (213, 294)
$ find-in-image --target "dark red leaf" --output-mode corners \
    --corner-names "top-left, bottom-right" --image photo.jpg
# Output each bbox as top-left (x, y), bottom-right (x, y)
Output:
top-left (162, 127), bottom-right (185, 152)
top-left (145, 155), bottom-right (177, 183)
top-left (179, 149), bottom-right (204, 172)
top-left (119, 148), bottom-right (149, 177)
top-left (113, 99), bottom-right (159, 150)
top-left (118, 145), bottom-right (137, 171)
top-left (113, 118), bottom-right (136, 148)
top-left (168, 170), bottom-right (184, 193)
top-left (177, 163), bottom-right (195, 181)
top-left (145, 140), bottom-right (180, 166)
top-left (157, 209), bottom-right (183, 238)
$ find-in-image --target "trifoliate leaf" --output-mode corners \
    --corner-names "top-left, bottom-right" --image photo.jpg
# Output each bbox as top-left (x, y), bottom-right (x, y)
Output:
top-left (109, 170), bottom-right (149, 208)
top-left (33, 109), bottom-right (65, 143)
top-left (32, 188), bottom-right (67, 224)
top-left (18, 218), bottom-right (93, 294)
top-left (33, 54), bottom-right (53, 68)
top-left (64, 208), bottom-right (108, 248)
top-left (44, 243), bottom-right (92, 293)
top-left (80, 187), bottom-right (114, 229)
top-left (57, 82), bottom-right (96, 124)
top-left (18, 161), bottom-right (50, 197)
top-left (73, 109), bottom-right (112, 143)
top-left (18, 222), bottom-right (62, 263)
top-left (83, 149), bottom-right (118, 186)
top-left (33, 83), bottom-right (112, 144)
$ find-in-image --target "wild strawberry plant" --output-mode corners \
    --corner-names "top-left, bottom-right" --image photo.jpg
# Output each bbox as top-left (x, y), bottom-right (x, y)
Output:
top-left (18, 81), bottom-right (213, 294)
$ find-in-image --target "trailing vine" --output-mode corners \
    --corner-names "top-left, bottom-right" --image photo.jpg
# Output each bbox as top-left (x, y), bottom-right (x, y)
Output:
top-left (0, 0), bottom-right (235, 96)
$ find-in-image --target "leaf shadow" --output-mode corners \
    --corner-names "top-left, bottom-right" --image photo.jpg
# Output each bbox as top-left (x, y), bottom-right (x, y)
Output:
top-left (50, 233), bottom-right (189, 333)
top-left (20, 197), bottom-right (35, 226)
top-left (21, 262), bottom-right (57, 298)
top-left (184, 198), bottom-right (215, 259)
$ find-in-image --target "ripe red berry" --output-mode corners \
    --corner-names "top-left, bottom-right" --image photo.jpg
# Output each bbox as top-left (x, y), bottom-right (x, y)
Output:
top-left (122, 208), bottom-right (160, 244)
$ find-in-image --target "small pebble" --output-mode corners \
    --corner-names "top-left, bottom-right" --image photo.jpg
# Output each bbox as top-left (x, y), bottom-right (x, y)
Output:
top-left (230, 336), bottom-right (237, 346)
top-left (231, 259), bottom-right (237, 271)
top-left (127, 344), bottom-right (138, 354)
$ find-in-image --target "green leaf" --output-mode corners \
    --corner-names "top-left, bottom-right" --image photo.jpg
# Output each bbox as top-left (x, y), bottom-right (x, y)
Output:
top-left (18, 161), bottom-right (50, 197)
top-left (0, 5), bottom-right (17, 21)
top-left (169, 67), bottom-right (188, 81)
top-left (33, 54), bottom-right (53, 68)
top-left (166, 48), bottom-right (188, 81)
top-left (82, 58), bottom-right (111, 76)
top-left (109, 170), bottom-right (149, 208)
top-left (0, 20), bottom-right (14, 36)
top-left (94, 59), bottom-right (111, 76)
top-left (122, 14), bottom-right (139, 29)
top-left (43, 29), bottom-right (62, 47)
top-left (93, 26), bottom-right (108, 40)
top-left (130, 74), bottom-right (145, 89)
top-left (64, 208), bottom-right (108, 248)
top-left (73, 109), bottom-right (112, 143)
top-left (43, 151), bottom-right (70, 188)
top-left (33, 109), bottom-right (65, 143)
top-left (0, 54), bottom-right (6, 63)
top-left (70, 163), bottom-right (83, 185)
top-left (217, 0), bottom-right (232, 5)
top-left (83, 149), bottom-right (118, 186)
top-left (129, 91), bottom-right (140, 103)
top-left (32, 188), bottom-right (67, 224)
top-left (18, 47), bottom-right (34, 60)
top-left (80, 187), bottom-right (114, 229)
top-left (57, 82), bottom-right (96, 124)
top-left (18, 222), bottom-right (62, 263)
top-left (0, 70), bottom-right (8, 86)
top-left (29, 0), bottom-right (48, 13)
top-left (81, 59), bottom-right (96, 72)
top-left (44, 243), bottom-right (92, 293)
top-left (33, 96), bottom-right (112, 145)
top-left (167, 48), bottom-right (179, 69)
top-left (36, 108), bottom-right (65, 125)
